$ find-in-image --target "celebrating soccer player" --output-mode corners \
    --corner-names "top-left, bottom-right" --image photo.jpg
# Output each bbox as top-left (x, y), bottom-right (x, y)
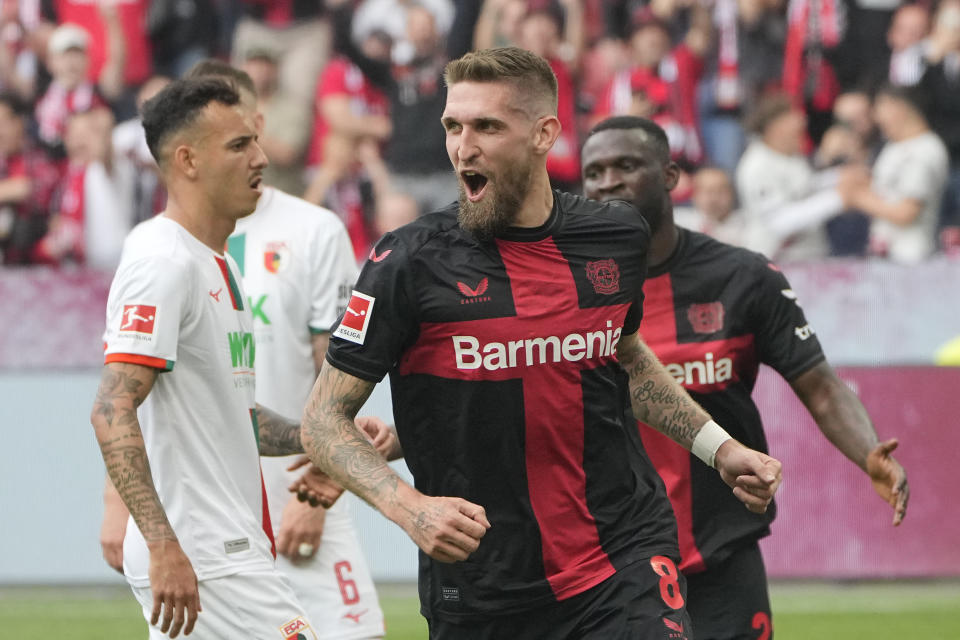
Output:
top-left (581, 116), bottom-right (910, 639)
top-left (295, 47), bottom-right (783, 638)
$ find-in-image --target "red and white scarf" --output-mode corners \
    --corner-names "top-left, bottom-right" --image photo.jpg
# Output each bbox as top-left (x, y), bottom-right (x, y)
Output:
top-left (782, 0), bottom-right (845, 110)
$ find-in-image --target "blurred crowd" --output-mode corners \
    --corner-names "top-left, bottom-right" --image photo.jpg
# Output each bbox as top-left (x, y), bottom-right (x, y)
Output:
top-left (2, 0), bottom-right (960, 268)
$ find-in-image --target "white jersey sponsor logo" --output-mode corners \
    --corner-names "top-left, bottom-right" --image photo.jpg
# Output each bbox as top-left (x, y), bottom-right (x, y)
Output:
top-left (453, 321), bottom-right (622, 371)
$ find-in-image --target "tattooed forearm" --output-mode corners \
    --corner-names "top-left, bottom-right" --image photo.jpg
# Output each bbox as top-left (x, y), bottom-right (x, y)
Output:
top-left (90, 363), bottom-right (176, 542)
top-left (617, 332), bottom-right (711, 448)
top-left (255, 404), bottom-right (305, 456)
top-left (301, 366), bottom-right (402, 514)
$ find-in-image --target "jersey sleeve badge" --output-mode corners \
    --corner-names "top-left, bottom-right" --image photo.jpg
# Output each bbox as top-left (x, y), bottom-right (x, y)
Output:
top-left (119, 304), bottom-right (157, 334)
top-left (333, 291), bottom-right (375, 345)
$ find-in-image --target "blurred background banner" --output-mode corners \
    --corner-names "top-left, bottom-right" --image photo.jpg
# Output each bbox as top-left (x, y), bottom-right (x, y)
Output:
top-left (0, 267), bottom-right (111, 369)
top-left (3, 259), bottom-right (958, 371)
top-left (757, 365), bottom-right (960, 578)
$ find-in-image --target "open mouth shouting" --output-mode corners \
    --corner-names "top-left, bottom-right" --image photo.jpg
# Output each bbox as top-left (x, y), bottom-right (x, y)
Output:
top-left (461, 170), bottom-right (489, 202)
top-left (249, 173), bottom-right (263, 193)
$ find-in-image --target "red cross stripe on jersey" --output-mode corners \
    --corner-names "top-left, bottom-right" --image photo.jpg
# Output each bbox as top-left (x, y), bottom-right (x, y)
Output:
top-left (636, 274), bottom-right (756, 573)
top-left (398, 238), bottom-right (632, 600)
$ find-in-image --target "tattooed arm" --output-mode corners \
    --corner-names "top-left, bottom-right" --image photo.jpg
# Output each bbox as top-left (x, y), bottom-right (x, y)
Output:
top-left (617, 332), bottom-right (782, 513)
top-left (255, 404), bottom-right (305, 456)
top-left (89, 362), bottom-right (200, 638)
top-left (299, 363), bottom-right (490, 562)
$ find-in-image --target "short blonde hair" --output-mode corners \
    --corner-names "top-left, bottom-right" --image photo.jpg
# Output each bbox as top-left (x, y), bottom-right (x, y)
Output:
top-left (444, 47), bottom-right (558, 116)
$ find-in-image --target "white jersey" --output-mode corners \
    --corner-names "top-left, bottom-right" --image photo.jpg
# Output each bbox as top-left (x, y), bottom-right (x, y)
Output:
top-left (229, 188), bottom-right (383, 638)
top-left (104, 216), bottom-right (274, 588)
top-left (229, 186), bottom-right (356, 530)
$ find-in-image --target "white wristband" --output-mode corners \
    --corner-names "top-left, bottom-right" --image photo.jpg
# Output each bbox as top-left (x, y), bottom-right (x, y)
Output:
top-left (691, 420), bottom-right (733, 469)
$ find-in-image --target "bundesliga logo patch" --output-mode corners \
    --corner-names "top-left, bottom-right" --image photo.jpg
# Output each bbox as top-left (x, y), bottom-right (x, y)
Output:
top-left (119, 305), bottom-right (157, 334)
top-left (333, 291), bottom-right (375, 345)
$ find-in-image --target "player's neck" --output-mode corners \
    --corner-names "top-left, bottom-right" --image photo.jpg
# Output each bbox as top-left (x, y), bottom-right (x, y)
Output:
top-left (512, 172), bottom-right (554, 229)
top-left (648, 219), bottom-right (680, 268)
top-left (163, 193), bottom-right (237, 254)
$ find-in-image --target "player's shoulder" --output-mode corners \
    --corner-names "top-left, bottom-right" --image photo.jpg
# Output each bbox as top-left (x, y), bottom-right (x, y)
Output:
top-left (121, 216), bottom-right (190, 265)
top-left (680, 229), bottom-right (779, 278)
top-left (381, 201), bottom-right (461, 254)
top-left (114, 216), bottom-right (195, 284)
top-left (255, 187), bottom-right (348, 239)
top-left (557, 191), bottom-right (651, 237)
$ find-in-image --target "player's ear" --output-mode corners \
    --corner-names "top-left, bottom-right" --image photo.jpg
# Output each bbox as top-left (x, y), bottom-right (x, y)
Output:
top-left (173, 143), bottom-right (199, 179)
top-left (664, 161), bottom-right (681, 192)
top-left (532, 114), bottom-right (562, 155)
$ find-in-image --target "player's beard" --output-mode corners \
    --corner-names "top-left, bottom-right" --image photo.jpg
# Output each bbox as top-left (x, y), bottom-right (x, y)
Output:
top-left (457, 160), bottom-right (532, 240)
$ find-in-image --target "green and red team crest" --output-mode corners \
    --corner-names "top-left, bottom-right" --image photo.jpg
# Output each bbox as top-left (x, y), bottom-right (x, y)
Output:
top-left (264, 242), bottom-right (290, 274)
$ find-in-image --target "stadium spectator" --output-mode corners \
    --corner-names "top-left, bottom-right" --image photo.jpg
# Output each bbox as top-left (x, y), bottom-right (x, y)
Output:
top-left (303, 27), bottom-right (392, 255)
top-left (92, 76), bottom-right (314, 638)
top-left (473, 0), bottom-right (528, 49)
top-left (736, 93), bottom-right (846, 261)
top-left (146, 0), bottom-right (220, 79)
top-left (781, 0), bottom-right (845, 143)
top-left (591, 17), bottom-right (710, 182)
top-left (842, 84), bottom-right (949, 263)
top-left (51, 0), bottom-right (152, 115)
top-left (352, 0), bottom-right (454, 65)
top-left (513, 2), bottom-right (585, 190)
top-left (328, 0), bottom-right (471, 214)
top-left (697, 0), bottom-right (787, 173)
top-left (816, 123), bottom-right (871, 256)
top-left (673, 166), bottom-right (746, 246)
top-left (919, 0), bottom-right (960, 229)
top-left (112, 75), bottom-right (170, 226)
top-left (833, 89), bottom-right (884, 162)
top-left (582, 115), bottom-right (909, 639)
top-left (0, 91), bottom-right (58, 264)
top-left (295, 46), bottom-right (782, 638)
top-left (33, 107), bottom-right (135, 269)
top-left (886, 4), bottom-right (931, 87)
top-left (240, 50), bottom-right (311, 197)
top-left (33, 23), bottom-right (110, 154)
top-left (231, 0), bottom-right (331, 119)
top-left (373, 190), bottom-right (420, 238)
top-left (0, 0), bottom-right (53, 101)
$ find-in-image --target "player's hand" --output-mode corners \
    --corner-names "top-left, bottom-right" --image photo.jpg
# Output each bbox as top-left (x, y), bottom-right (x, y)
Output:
top-left (715, 440), bottom-right (782, 514)
top-left (147, 539), bottom-right (201, 638)
top-left (100, 497), bottom-right (129, 573)
top-left (287, 457), bottom-right (346, 508)
top-left (866, 438), bottom-right (909, 526)
top-left (355, 415), bottom-right (398, 459)
top-left (402, 494), bottom-right (491, 563)
top-left (276, 495), bottom-right (326, 563)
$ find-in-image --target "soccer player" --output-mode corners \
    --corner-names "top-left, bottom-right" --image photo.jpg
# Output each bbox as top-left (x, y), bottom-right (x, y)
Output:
top-left (295, 47), bottom-right (783, 638)
top-left (581, 115), bottom-right (910, 639)
top-left (91, 77), bottom-right (317, 639)
top-left (199, 60), bottom-right (389, 640)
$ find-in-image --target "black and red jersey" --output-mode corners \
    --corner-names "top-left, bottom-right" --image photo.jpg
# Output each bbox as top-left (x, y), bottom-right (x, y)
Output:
top-left (637, 228), bottom-right (825, 574)
top-left (326, 191), bottom-right (679, 620)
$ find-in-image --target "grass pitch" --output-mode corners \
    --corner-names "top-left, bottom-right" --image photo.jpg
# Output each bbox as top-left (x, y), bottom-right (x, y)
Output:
top-left (0, 580), bottom-right (957, 639)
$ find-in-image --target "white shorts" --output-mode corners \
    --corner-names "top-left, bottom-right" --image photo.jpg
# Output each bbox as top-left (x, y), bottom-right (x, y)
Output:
top-left (131, 568), bottom-right (317, 639)
top-left (276, 507), bottom-right (385, 639)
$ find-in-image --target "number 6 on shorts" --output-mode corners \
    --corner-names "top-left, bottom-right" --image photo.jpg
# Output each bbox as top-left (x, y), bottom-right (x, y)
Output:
top-left (650, 555), bottom-right (685, 609)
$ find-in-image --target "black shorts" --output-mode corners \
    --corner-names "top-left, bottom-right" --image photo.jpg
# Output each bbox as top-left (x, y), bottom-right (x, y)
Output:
top-left (684, 540), bottom-right (773, 640)
top-left (427, 554), bottom-right (693, 640)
